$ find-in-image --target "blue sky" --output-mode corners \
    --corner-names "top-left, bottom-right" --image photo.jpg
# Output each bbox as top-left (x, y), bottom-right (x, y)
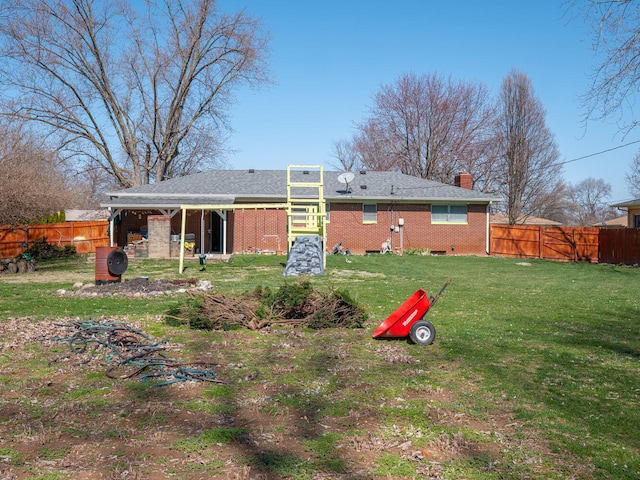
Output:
top-left (217, 0), bottom-right (639, 203)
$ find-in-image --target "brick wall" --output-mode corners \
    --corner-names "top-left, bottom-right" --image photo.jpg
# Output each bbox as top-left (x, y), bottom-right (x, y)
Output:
top-left (177, 210), bottom-right (204, 245)
top-left (115, 203), bottom-right (489, 256)
top-left (424, 204), bottom-right (488, 255)
top-left (230, 208), bottom-right (287, 254)
top-left (325, 203), bottom-right (488, 255)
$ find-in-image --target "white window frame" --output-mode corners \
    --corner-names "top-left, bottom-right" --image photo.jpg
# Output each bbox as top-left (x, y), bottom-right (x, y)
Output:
top-left (431, 204), bottom-right (468, 224)
top-left (363, 203), bottom-right (377, 223)
top-left (291, 206), bottom-right (308, 227)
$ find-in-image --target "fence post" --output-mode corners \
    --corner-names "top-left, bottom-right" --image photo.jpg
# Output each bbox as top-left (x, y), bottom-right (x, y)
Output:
top-left (538, 226), bottom-right (543, 260)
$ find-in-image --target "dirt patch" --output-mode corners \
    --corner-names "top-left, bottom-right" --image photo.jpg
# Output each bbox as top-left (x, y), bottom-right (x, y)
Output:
top-left (0, 316), bottom-right (566, 479)
top-left (55, 277), bottom-right (210, 298)
top-left (331, 270), bottom-right (386, 278)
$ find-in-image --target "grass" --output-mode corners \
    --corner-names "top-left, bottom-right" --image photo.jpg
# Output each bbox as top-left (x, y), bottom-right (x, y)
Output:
top-left (0, 253), bottom-right (639, 478)
top-left (374, 453), bottom-right (418, 476)
top-left (172, 427), bottom-right (250, 453)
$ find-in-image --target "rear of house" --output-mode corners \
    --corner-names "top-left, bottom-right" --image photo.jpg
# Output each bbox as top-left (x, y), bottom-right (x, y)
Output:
top-left (102, 169), bottom-right (500, 257)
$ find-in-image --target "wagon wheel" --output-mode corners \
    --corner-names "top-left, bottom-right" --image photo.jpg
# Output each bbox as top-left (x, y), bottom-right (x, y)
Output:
top-left (409, 320), bottom-right (436, 345)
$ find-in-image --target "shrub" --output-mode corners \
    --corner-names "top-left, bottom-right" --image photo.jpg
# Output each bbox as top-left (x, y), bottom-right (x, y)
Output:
top-left (24, 237), bottom-right (77, 260)
top-left (34, 210), bottom-right (66, 224)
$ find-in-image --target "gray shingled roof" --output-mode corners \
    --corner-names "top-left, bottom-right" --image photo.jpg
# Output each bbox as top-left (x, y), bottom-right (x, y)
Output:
top-left (102, 169), bottom-right (501, 208)
top-left (611, 198), bottom-right (640, 208)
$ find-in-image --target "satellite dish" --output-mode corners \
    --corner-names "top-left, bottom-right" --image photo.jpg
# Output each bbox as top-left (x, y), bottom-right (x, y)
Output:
top-left (337, 171), bottom-right (355, 184)
top-left (337, 171), bottom-right (355, 193)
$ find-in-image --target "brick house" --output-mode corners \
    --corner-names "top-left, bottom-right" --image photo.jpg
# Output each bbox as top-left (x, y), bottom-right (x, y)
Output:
top-left (102, 168), bottom-right (501, 257)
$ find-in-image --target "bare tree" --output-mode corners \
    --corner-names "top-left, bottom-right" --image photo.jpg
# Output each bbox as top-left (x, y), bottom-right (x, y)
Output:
top-left (353, 118), bottom-right (398, 172)
top-left (0, 121), bottom-right (76, 224)
top-left (625, 151), bottom-right (640, 198)
top-left (495, 70), bottom-right (563, 224)
top-left (330, 138), bottom-right (361, 172)
top-left (0, 0), bottom-right (270, 188)
top-left (354, 72), bottom-right (498, 187)
top-left (70, 166), bottom-right (120, 209)
top-left (567, 0), bottom-right (640, 137)
top-left (528, 180), bottom-right (574, 225)
top-left (567, 177), bottom-right (617, 225)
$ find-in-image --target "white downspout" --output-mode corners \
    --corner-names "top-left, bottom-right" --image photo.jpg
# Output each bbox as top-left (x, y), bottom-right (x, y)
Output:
top-left (486, 203), bottom-right (491, 255)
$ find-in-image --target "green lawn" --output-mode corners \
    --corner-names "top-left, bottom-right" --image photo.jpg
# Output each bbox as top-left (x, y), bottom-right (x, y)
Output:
top-left (0, 253), bottom-right (638, 479)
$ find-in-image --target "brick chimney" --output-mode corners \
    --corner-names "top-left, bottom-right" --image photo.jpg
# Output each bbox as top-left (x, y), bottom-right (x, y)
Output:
top-left (454, 172), bottom-right (473, 190)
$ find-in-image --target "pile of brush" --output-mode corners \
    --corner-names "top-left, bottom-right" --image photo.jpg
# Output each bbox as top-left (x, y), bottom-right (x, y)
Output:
top-left (167, 280), bottom-right (366, 331)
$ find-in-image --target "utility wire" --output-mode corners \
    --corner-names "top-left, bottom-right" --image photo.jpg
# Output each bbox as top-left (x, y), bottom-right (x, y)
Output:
top-left (556, 139), bottom-right (640, 166)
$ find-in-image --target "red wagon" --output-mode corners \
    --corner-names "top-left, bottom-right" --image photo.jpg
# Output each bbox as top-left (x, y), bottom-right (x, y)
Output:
top-left (372, 279), bottom-right (451, 345)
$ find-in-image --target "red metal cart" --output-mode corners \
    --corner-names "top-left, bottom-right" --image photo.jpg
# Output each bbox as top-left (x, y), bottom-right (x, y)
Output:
top-left (372, 279), bottom-right (451, 345)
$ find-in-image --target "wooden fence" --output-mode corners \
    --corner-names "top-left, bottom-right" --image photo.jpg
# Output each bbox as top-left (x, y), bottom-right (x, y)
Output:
top-left (2, 220), bottom-right (638, 265)
top-left (0, 221), bottom-right (110, 258)
top-left (490, 224), bottom-right (640, 265)
top-left (598, 228), bottom-right (640, 265)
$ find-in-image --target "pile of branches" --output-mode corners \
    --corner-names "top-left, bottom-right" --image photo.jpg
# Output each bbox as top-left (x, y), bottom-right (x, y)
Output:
top-left (167, 280), bottom-right (367, 331)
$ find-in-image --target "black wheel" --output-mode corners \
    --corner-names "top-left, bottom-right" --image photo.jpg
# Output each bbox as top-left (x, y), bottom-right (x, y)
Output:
top-left (409, 320), bottom-right (436, 345)
top-left (107, 248), bottom-right (128, 276)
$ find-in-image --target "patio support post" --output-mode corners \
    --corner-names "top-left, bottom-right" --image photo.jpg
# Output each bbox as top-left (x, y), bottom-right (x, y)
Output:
top-left (221, 210), bottom-right (228, 255)
top-left (179, 207), bottom-right (187, 273)
top-left (108, 208), bottom-right (114, 246)
top-left (200, 209), bottom-right (205, 255)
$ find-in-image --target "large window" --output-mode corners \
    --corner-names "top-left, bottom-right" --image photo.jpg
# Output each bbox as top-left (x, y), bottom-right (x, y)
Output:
top-left (431, 204), bottom-right (467, 224)
top-left (363, 203), bottom-right (377, 223)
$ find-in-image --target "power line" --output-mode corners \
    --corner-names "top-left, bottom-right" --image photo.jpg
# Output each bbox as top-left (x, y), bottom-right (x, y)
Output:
top-left (557, 139), bottom-right (640, 166)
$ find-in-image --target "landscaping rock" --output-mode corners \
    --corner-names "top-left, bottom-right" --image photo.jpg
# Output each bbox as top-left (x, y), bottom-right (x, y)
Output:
top-left (283, 235), bottom-right (324, 276)
top-left (0, 256), bottom-right (35, 275)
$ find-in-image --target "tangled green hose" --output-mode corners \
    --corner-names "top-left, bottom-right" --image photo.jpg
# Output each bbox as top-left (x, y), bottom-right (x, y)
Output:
top-left (50, 318), bottom-right (224, 386)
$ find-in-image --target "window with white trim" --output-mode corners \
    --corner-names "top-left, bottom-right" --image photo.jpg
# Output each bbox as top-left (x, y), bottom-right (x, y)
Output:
top-left (325, 202), bottom-right (330, 223)
top-left (431, 204), bottom-right (467, 224)
top-left (292, 206), bottom-right (307, 225)
top-left (363, 203), bottom-right (377, 223)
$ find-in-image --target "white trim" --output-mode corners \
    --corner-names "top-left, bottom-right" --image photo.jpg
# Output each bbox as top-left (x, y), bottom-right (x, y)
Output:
top-left (431, 204), bottom-right (468, 224)
top-left (108, 208), bottom-right (114, 246)
top-left (108, 192), bottom-right (236, 199)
